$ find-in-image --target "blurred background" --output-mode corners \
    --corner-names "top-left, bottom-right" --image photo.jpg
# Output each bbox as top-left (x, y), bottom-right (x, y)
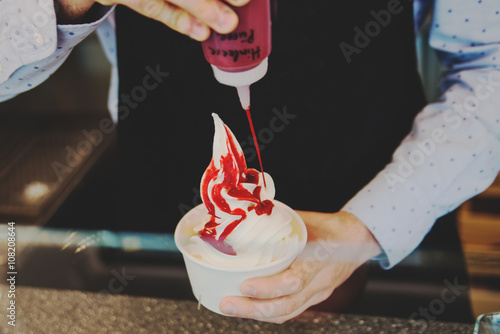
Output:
top-left (0, 21), bottom-right (499, 322)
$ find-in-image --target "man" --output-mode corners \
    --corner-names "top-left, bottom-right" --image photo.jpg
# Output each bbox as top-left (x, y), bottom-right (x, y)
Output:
top-left (1, 0), bottom-right (499, 324)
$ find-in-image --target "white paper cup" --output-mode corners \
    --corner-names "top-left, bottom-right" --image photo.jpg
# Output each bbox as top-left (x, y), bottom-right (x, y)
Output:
top-left (174, 201), bottom-right (307, 315)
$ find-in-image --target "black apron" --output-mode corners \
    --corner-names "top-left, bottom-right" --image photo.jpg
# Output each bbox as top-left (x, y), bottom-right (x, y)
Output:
top-left (109, 0), bottom-right (473, 322)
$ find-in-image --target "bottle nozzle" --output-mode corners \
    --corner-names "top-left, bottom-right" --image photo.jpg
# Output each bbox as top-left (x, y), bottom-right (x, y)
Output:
top-left (236, 86), bottom-right (250, 110)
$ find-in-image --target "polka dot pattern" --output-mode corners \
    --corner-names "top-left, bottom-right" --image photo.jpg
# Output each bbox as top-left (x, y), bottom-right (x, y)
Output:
top-left (429, 0), bottom-right (500, 68)
top-left (343, 0), bottom-right (500, 269)
top-left (1, 3), bottom-right (115, 100)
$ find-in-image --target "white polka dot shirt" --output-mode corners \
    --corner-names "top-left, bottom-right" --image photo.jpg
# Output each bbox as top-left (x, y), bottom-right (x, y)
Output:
top-left (344, 0), bottom-right (500, 268)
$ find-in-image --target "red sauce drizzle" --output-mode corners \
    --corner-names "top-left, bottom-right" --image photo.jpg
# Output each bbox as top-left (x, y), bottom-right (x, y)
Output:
top-left (199, 120), bottom-right (274, 255)
top-left (245, 107), bottom-right (267, 188)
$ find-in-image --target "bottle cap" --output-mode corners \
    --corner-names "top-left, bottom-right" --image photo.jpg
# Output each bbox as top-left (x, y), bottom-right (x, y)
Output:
top-left (211, 57), bottom-right (268, 87)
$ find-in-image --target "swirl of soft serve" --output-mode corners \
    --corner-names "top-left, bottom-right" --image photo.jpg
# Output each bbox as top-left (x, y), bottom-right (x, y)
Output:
top-left (187, 113), bottom-right (299, 268)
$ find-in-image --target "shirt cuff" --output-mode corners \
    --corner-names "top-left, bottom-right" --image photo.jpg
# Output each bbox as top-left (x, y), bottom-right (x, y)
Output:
top-left (56, 5), bottom-right (115, 53)
top-left (0, 2), bottom-right (114, 85)
top-left (342, 170), bottom-right (436, 269)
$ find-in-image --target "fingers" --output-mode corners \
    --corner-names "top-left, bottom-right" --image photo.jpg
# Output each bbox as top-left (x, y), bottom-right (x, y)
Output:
top-left (116, 0), bottom-right (209, 40)
top-left (225, 0), bottom-right (251, 7)
top-left (220, 292), bottom-right (316, 324)
top-left (99, 0), bottom-right (243, 41)
top-left (167, 0), bottom-right (239, 33)
top-left (220, 284), bottom-right (333, 323)
top-left (239, 259), bottom-right (323, 299)
top-left (219, 256), bottom-right (338, 323)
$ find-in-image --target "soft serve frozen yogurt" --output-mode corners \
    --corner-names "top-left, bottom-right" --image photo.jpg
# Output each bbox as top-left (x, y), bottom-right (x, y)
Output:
top-left (185, 113), bottom-right (300, 268)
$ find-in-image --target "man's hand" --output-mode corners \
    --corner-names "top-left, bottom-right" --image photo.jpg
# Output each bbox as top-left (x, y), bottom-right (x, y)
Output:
top-left (55, 0), bottom-right (249, 40)
top-left (219, 210), bottom-right (382, 324)
top-left (101, 0), bottom-right (250, 40)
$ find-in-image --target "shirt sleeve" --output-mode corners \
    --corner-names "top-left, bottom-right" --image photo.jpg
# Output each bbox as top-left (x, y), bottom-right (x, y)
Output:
top-left (343, 0), bottom-right (500, 269)
top-left (0, 0), bottom-right (114, 102)
top-left (95, 12), bottom-right (119, 123)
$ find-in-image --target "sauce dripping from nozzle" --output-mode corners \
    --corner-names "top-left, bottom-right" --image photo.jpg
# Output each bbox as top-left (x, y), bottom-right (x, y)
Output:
top-left (236, 85), bottom-right (267, 188)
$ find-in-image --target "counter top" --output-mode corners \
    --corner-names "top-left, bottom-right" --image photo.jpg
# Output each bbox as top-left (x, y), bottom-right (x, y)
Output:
top-left (0, 285), bottom-right (473, 334)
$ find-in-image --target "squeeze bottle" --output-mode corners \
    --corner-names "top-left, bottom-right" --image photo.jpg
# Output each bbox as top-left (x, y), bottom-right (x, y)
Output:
top-left (201, 0), bottom-right (272, 110)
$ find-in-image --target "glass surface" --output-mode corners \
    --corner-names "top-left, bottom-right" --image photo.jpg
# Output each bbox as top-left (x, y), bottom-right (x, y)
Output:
top-left (474, 312), bottom-right (500, 334)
